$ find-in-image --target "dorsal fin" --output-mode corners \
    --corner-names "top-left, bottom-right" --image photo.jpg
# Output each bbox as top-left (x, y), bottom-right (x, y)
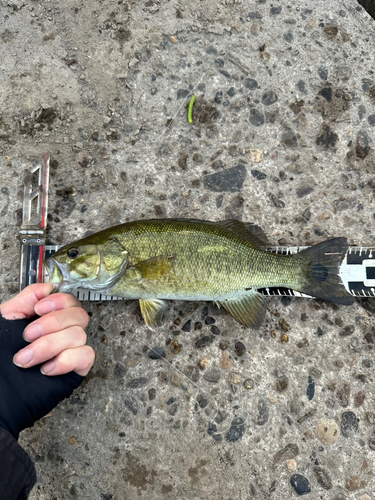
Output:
top-left (214, 220), bottom-right (269, 247)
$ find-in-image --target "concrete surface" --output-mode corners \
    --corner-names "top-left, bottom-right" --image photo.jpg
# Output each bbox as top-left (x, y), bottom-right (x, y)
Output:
top-left (1, 0), bottom-right (375, 498)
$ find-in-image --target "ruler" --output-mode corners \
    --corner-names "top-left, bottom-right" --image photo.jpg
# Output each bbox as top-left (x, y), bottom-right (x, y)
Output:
top-left (19, 153), bottom-right (375, 301)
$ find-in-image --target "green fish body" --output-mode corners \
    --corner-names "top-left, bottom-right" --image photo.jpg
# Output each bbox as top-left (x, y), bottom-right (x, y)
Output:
top-left (44, 219), bottom-right (353, 327)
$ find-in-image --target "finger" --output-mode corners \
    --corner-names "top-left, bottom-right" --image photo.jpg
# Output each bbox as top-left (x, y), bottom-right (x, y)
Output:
top-left (23, 307), bottom-right (90, 342)
top-left (14, 326), bottom-right (87, 368)
top-left (0, 283), bottom-right (54, 320)
top-left (41, 345), bottom-right (96, 377)
top-left (34, 293), bottom-right (82, 317)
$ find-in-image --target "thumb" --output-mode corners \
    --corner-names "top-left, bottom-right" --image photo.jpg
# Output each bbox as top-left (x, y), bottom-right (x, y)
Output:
top-left (0, 283), bottom-right (55, 320)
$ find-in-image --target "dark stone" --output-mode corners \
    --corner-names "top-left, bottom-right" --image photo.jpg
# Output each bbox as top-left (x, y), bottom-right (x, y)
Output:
top-left (235, 341), bottom-right (246, 356)
top-left (167, 397), bottom-right (175, 405)
top-left (297, 80), bottom-right (307, 94)
top-left (281, 296), bottom-right (292, 307)
top-left (296, 185), bottom-right (313, 198)
top-left (262, 90), bottom-right (278, 106)
top-left (273, 443), bottom-right (299, 463)
top-left (248, 12), bottom-right (262, 19)
top-left (358, 105), bottom-right (366, 120)
top-left (203, 164), bottom-right (247, 192)
top-left (318, 65), bottom-right (329, 80)
top-left (113, 363), bottom-right (127, 379)
top-left (220, 70), bottom-right (231, 79)
top-left (195, 335), bottom-right (214, 348)
top-left (182, 320), bottom-right (192, 332)
top-left (168, 404), bottom-right (178, 416)
top-left (211, 325), bottom-right (220, 335)
top-left (276, 375), bottom-right (288, 392)
top-left (205, 316), bottom-right (216, 325)
top-left (225, 417), bottom-right (246, 442)
top-left (339, 9), bottom-right (347, 16)
top-left (296, 409), bottom-right (316, 424)
top-left (284, 31), bottom-right (294, 43)
top-left (206, 46), bottom-right (218, 55)
top-left (227, 87), bottom-right (236, 97)
top-left (316, 125), bottom-right (338, 148)
top-left (313, 466), bottom-right (332, 490)
top-left (354, 390), bottom-right (366, 407)
top-left (124, 396), bottom-right (138, 415)
top-left (340, 325), bottom-right (354, 337)
top-left (256, 398), bottom-right (269, 425)
top-left (194, 322), bottom-right (202, 330)
top-left (249, 108), bottom-right (265, 127)
top-left (341, 411), bottom-right (359, 437)
top-left (307, 376), bottom-right (315, 401)
top-left (251, 169), bottom-right (267, 180)
top-left (177, 89), bottom-right (190, 100)
top-left (356, 130), bottom-right (372, 159)
top-left (281, 129), bottom-right (298, 148)
top-left (270, 194), bottom-right (285, 208)
top-left (224, 194), bottom-right (244, 220)
top-left (148, 388), bottom-right (156, 400)
top-left (289, 100), bottom-right (305, 114)
top-left (368, 114), bottom-right (375, 126)
top-left (244, 78), bottom-right (258, 90)
top-left (215, 91), bottom-right (223, 104)
top-left (196, 394), bottom-right (209, 408)
top-left (203, 369), bottom-right (221, 383)
top-left (148, 346), bottom-right (166, 359)
top-left (290, 474), bottom-right (311, 496)
top-left (320, 87), bottom-right (332, 101)
top-left (270, 6), bottom-right (282, 14)
top-left (214, 58), bottom-right (225, 68)
top-left (126, 377), bottom-right (148, 388)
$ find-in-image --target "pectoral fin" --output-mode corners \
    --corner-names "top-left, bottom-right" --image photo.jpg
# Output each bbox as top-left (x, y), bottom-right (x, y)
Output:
top-left (219, 290), bottom-right (267, 328)
top-left (135, 255), bottom-right (174, 280)
top-left (139, 298), bottom-right (167, 328)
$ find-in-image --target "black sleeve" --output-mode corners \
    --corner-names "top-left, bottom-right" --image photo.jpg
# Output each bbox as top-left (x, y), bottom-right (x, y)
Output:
top-left (0, 426), bottom-right (36, 500)
top-left (0, 315), bottom-right (86, 499)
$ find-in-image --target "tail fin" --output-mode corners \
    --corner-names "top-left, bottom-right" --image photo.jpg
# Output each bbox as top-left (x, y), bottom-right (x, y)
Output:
top-left (294, 237), bottom-right (354, 305)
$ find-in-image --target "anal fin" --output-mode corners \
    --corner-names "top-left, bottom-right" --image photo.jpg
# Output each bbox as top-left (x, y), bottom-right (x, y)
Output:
top-left (139, 298), bottom-right (167, 328)
top-left (219, 290), bottom-right (267, 328)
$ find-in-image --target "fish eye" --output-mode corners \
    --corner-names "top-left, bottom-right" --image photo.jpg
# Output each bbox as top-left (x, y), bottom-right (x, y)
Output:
top-left (67, 248), bottom-right (80, 259)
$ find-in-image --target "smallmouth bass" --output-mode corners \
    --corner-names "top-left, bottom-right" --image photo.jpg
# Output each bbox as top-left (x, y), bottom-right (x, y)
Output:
top-left (44, 219), bottom-right (354, 327)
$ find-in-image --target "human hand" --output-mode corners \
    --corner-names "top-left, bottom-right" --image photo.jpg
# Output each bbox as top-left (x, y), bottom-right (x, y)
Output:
top-left (0, 283), bottom-right (95, 439)
top-left (0, 283), bottom-right (94, 376)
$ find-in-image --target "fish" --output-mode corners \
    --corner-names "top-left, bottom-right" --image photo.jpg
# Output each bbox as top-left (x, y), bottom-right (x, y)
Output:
top-left (44, 218), bottom-right (354, 328)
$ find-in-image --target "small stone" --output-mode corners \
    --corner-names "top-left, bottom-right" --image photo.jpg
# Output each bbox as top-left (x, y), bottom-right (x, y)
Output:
top-left (262, 90), bottom-right (278, 106)
top-left (182, 320), bottom-right (191, 332)
top-left (281, 334), bottom-right (289, 343)
top-left (270, 6), bottom-right (282, 14)
top-left (273, 443), bottom-right (299, 463)
top-left (336, 381), bottom-right (351, 407)
top-left (171, 373), bottom-right (181, 386)
top-left (225, 417), bottom-right (246, 442)
top-left (276, 374), bottom-right (288, 392)
top-left (248, 149), bottom-right (262, 162)
top-left (227, 87), bottom-right (236, 97)
top-left (281, 129), bottom-right (298, 148)
top-left (211, 325), bottom-right (220, 335)
top-left (244, 378), bottom-right (254, 390)
top-left (340, 325), bottom-right (354, 336)
top-left (356, 130), bottom-right (372, 159)
top-left (214, 91), bottom-right (223, 104)
top-left (148, 346), bottom-right (166, 359)
top-left (284, 31), bottom-right (294, 43)
top-left (296, 185), bottom-right (314, 198)
top-left (307, 376), bottom-right (315, 401)
top-left (214, 58), bottom-right (224, 68)
top-left (297, 80), bottom-right (307, 94)
top-left (360, 495), bottom-right (372, 500)
top-left (205, 316), bottom-right (215, 325)
top-left (194, 322), bottom-right (202, 330)
top-left (354, 391), bottom-right (366, 407)
top-left (234, 341), bottom-right (246, 356)
top-left (148, 388), bottom-right (156, 400)
top-left (251, 169), bottom-right (267, 180)
top-left (345, 476), bottom-right (362, 491)
top-left (313, 466), bottom-right (332, 490)
top-left (341, 411), bottom-right (359, 438)
top-left (368, 114), bottom-right (375, 126)
top-left (171, 340), bottom-right (181, 355)
top-left (195, 335), bottom-right (214, 348)
top-left (124, 396), bottom-right (138, 415)
top-left (317, 419), bottom-right (340, 445)
top-left (177, 89), bottom-right (190, 99)
top-left (204, 164), bottom-right (247, 192)
top-left (196, 394), bottom-right (209, 408)
top-left (369, 429), bottom-right (375, 450)
top-left (318, 65), bottom-right (329, 80)
top-left (290, 474), bottom-right (311, 496)
top-left (198, 358), bottom-right (209, 370)
top-left (244, 78), bottom-right (258, 90)
top-left (287, 460), bottom-right (297, 471)
top-left (219, 341), bottom-right (228, 350)
top-left (278, 319), bottom-right (290, 331)
top-left (316, 124), bottom-right (338, 149)
top-left (366, 411), bottom-right (375, 424)
top-left (203, 369), bottom-right (221, 383)
top-left (221, 351), bottom-right (232, 369)
top-left (249, 108), bottom-right (265, 127)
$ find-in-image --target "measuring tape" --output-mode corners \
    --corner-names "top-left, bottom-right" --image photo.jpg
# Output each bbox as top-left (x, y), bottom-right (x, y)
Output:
top-left (19, 153), bottom-right (375, 301)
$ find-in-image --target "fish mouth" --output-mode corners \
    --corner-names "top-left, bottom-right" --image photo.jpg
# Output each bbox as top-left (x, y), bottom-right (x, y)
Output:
top-left (43, 258), bottom-right (71, 291)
